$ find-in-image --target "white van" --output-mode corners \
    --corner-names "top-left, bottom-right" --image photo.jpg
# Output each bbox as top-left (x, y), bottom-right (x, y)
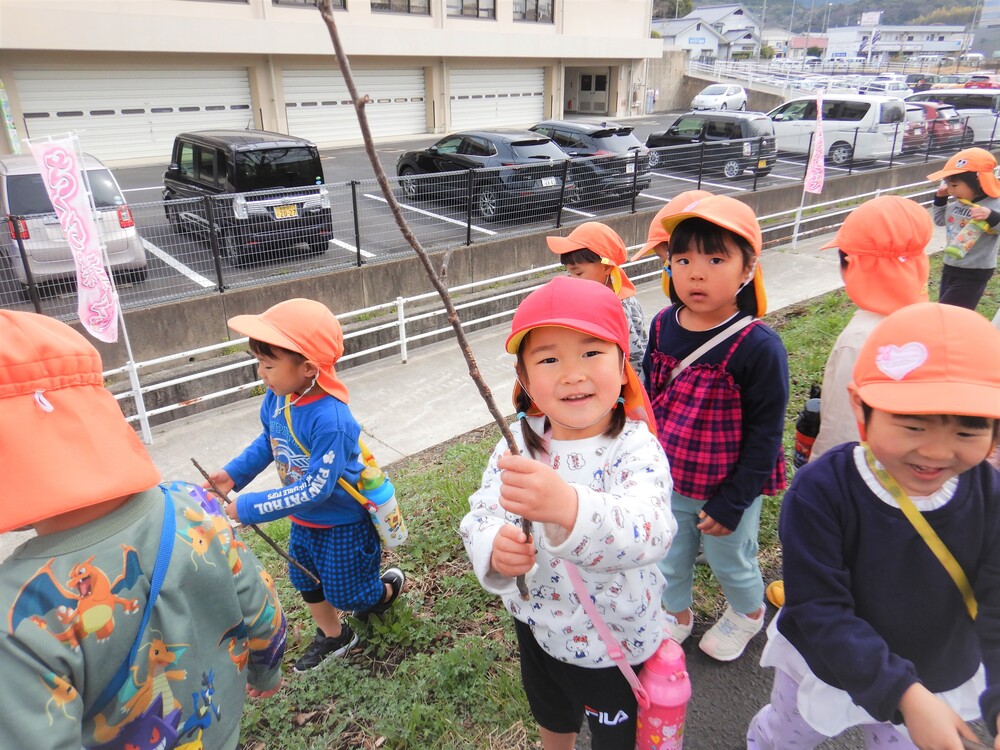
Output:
top-left (766, 95), bottom-right (907, 164)
top-left (904, 89), bottom-right (1000, 143)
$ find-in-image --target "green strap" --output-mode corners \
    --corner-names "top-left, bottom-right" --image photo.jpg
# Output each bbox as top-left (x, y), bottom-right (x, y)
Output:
top-left (863, 444), bottom-right (977, 621)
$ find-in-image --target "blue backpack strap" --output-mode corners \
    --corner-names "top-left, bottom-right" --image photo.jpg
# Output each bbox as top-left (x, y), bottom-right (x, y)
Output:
top-left (83, 489), bottom-right (175, 722)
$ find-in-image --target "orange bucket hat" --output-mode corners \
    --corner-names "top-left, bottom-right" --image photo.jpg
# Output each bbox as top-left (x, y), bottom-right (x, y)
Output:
top-left (927, 147), bottom-right (1000, 198)
top-left (547, 222), bottom-right (636, 298)
top-left (658, 194), bottom-right (768, 315)
top-left (851, 302), bottom-right (1000, 423)
top-left (630, 189), bottom-right (713, 262)
top-left (0, 311), bottom-right (161, 533)
top-left (819, 196), bottom-right (930, 316)
top-left (506, 276), bottom-right (654, 432)
top-left (228, 298), bottom-right (350, 403)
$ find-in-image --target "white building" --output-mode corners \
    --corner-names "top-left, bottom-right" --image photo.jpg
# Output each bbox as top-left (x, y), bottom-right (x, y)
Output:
top-left (0, 0), bottom-right (661, 166)
top-left (761, 27), bottom-right (792, 58)
top-left (826, 24), bottom-right (964, 61)
top-left (652, 18), bottom-right (731, 60)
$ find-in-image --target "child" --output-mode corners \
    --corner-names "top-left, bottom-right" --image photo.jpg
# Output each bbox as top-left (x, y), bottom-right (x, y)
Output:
top-left (0, 311), bottom-right (286, 750)
top-left (460, 276), bottom-right (676, 750)
top-left (810, 195), bottom-right (932, 459)
top-left (642, 194), bottom-right (788, 662)
top-left (928, 147), bottom-right (1000, 311)
top-left (748, 302), bottom-right (1000, 750)
top-left (547, 221), bottom-right (648, 380)
top-left (206, 298), bottom-right (404, 672)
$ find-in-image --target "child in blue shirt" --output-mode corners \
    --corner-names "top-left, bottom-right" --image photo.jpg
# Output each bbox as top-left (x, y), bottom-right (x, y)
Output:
top-left (206, 298), bottom-right (404, 672)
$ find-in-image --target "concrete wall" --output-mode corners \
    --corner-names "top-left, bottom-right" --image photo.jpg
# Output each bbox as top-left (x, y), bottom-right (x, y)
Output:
top-left (644, 60), bottom-right (786, 114)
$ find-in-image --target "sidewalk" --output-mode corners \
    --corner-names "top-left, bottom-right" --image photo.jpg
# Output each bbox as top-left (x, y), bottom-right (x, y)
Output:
top-left (0, 225), bottom-right (947, 562)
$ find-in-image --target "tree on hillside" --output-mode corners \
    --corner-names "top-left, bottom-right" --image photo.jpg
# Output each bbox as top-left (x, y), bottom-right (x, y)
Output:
top-left (913, 5), bottom-right (977, 25)
top-left (654, 0), bottom-right (694, 19)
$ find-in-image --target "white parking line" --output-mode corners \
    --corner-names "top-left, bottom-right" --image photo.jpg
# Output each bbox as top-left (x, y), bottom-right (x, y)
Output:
top-left (767, 172), bottom-right (802, 181)
top-left (331, 238), bottom-right (375, 258)
top-left (638, 193), bottom-right (671, 203)
top-left (651, 172), bottom-right (747, 191)
top-left (364, 193), bottom-right (497, 235)
top-left (563, 206), bottom-right (597, 217)
top-left (140, 238), bottom-right (216, 288)
top-left (122, 186), bottom-right (165, 194)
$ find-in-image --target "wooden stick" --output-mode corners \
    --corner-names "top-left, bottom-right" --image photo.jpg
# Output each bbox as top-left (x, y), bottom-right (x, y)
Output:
top-left (317, 0), bottom-right (531, 599)
top-left (191, 458), bottom-right (321, 586)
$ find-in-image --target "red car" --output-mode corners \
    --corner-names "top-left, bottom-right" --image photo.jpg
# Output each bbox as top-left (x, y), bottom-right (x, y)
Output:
top-left (906, 101), bottom-right (970, 149)
top-left (964, 74), bottom-right (1000, 89)
top-left (902, 104), bottom-right (929, 153)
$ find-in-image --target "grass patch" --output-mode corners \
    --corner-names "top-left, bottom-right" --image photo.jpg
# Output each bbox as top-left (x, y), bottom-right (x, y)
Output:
top-left (238, 254), bottom-right (999, 749)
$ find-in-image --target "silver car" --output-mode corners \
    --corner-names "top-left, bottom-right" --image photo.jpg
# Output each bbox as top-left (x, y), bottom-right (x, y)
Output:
top-left (1, 153), bottom-right (147, 288)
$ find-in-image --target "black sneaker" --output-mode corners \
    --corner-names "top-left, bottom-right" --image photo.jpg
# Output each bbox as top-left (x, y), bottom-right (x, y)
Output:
top-left (356, 568), bottom-right (406, 620)
top-left (292, 624), bottom-right (359, 672)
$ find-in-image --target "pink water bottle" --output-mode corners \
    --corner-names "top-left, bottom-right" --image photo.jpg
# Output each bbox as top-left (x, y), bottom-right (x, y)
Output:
top-left (634, 638), bottom-right (691, 750)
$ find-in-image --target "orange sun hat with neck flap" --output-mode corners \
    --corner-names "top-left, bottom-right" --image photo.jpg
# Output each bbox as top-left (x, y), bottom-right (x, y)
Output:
top-left (819, 195), bottom-right (931, 316)
top-left (228, 298), bottom-right (351, 404)
top-left (658, 194), bottom-right (768, 315)
top-left (630, 189), bottom-right (713, 262)
top-left (546, 222), bottom-right (637, 298)
top-left (506, 276), bottom-right (654, 432)
top-left (0, 311), bottom-right (161, 533)
top-left (927, 147), bottom-right (1000, 198)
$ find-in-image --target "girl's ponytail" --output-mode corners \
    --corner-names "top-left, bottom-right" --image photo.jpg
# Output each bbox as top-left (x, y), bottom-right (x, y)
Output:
top-left (514, 388), bottom-right (547, 459)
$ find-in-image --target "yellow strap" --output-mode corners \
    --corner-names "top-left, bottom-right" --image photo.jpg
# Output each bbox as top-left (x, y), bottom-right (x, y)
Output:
top-left (280, 394), bottom-right (378, 511)
top-left (863, 445), bottom-right (977, 620)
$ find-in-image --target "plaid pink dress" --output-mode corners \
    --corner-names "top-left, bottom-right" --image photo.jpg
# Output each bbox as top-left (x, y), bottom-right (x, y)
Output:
top-left (648, 313), bottom-right (786, 501)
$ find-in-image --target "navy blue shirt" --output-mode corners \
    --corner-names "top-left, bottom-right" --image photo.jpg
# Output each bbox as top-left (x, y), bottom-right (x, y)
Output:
top-left (778, 445), bottom-right (1000, 728)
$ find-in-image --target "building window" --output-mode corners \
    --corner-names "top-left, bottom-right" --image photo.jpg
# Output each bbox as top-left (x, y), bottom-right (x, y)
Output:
top-left (514, 0), bottom-right (553, 22)
top-left (272, 0), bottom-right (345, 7)
top-left (372, 0), bottom-right (429, 12)
top-left (447, 0), bottom-right (495, 18)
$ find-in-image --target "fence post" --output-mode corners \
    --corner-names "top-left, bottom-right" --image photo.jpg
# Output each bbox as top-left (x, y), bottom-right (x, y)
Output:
top-left (849, 129), bottom-right (859, 175)
top-left (556, 159), bottom-right (569, 229)
top-left (630, 150), bottom-right (639, 213)
top-left (351, 180), bottom-right (363, 267)
top-left (465, 170), bottom-right (474, 246)
top-left (888, 123), bottom-right (899, 168)
top-left (697, 141), bottom-right (706, 189)
top-left (803, 132), bottom-right (814, 180)
top-left (10, 218), bottom-right (42, 313)
top-left (752, 136), bottom-right (762, 192)
top-left (203, 197), bottom-right (226, 292)
top-left (396, 296), bottom-right (408, 364)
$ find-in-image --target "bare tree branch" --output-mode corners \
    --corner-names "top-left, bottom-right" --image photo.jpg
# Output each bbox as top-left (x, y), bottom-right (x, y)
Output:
top-left (317, 0), bottom-right (531, 599)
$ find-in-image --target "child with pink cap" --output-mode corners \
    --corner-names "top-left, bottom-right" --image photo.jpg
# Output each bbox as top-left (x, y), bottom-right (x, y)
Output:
top-left (749, 303), bottom-right (1000, 749)
top-left (547, 221), bottom-right (648, 380)
top-left (928, 147), bottom-right (1000, 310)
top-left (461, 276), bottom-right (676, 750)
top-left (0, 311), bottom-right (286, 749)
top-left (205, 298), bottom-right (404, 672)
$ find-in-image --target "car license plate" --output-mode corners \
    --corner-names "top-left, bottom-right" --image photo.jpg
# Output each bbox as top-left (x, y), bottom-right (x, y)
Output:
top-left (540, 176), bottom-right (557, 187)
top-left (274, 204), bottom-right (298, 219)
top-left (625, 162), bottom-right (635, 174)
top-left (758, 159), bottom-right (767, 169)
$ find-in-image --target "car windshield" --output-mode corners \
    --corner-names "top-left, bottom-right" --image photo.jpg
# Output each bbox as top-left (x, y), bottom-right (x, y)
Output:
top-left (510, 139), bottom-right (565, 159)
top-left (7, 169), bottom-right (123, 215)
top-left (235, 147), bottom-right (322, 190)
top-left (591, 130), bottom-right (642, 152)
top-left (701, 85), bottom-right (727, 95)
top-left (905, 107), bottom-right (925, 122)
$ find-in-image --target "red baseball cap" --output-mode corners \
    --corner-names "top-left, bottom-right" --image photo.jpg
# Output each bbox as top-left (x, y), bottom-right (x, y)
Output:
top-left (228, 298), bottom-right (351, 403)
top-left (506, 276), bottom-right (654, 432)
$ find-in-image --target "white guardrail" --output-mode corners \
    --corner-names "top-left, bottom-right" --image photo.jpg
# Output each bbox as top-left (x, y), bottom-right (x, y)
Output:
top-left (112, 178), bottom-right (936, 444)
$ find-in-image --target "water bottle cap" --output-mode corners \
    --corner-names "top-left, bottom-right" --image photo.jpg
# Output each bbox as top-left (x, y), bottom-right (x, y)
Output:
top-left (645, 637), bottom-right (687, 675)
top-left (805, 398), bottom-right (821, 412)
top-left (360, 466), bottom-right (385, 490)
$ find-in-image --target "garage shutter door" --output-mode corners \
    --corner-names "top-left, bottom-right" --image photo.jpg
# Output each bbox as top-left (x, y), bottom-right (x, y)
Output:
top-left (449, 68), bottom-right (545, 131)
top-left (283, 68), bottom-right (426, 146)
top-left (15, 68), bottom-right (253, 165)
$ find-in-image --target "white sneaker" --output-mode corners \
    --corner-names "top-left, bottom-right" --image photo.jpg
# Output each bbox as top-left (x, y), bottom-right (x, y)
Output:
top-left (665, 608), bottom-right (694, 644)
top-left (699, 605), bottom-right (764, 662)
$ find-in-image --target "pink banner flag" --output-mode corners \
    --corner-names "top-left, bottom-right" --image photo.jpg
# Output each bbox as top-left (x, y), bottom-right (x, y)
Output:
top-left (803, 94), bottom-right (825, 195)
top-left (29, 138), bottom-right (119, 342)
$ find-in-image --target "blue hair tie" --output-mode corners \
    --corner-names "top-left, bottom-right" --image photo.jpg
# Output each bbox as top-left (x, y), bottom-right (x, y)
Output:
top-left (516, 411), bottom-right (527, 420)
top-left (617, 396), bottom-right (625, 405)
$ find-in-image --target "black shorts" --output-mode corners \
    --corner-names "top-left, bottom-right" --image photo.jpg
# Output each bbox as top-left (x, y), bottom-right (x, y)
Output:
top-left (514, 618), bottom-right (640, 750)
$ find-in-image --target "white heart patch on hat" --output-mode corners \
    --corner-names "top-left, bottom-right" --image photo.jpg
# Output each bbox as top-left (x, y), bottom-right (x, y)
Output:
top-left (875, 342), bottom-right (928, 380)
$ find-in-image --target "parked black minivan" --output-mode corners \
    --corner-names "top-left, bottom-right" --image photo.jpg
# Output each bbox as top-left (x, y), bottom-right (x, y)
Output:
top-left (645, 111), bottom-right (776, 179)
top-left (162, 130), bottom-right (333, 265)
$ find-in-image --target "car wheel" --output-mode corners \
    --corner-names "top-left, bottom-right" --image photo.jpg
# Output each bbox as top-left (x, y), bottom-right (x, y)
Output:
top-left (965, 128), bottom-right (976, 144)
top-left (757, 167), bottom-right (773, 177)
top-left (219, 233), bottom-right (246, 267)
top-left (720, 102), bottom-right (728, 110)
top-left (399, 167), bottom-right (421, 200)
top-left (827, 142), bottom-right (854, 166)
top-left (164, 201), bottom-right (186, 234)
top-left (739, 100), bottom-right (747, 110)
top-left (475, 183), bottom-right (501, 222)
top-left (722, 159), bottom-right (743, 179)
top-left (647, 149), bottom-right (662, 169)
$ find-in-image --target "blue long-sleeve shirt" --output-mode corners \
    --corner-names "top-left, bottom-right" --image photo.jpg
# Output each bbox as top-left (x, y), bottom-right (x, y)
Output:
top-left (777, 445), bottom-right (1000, 729)
top-left (225, 390), bottom-right (367, 527)
top-left (642, 307), bottom-right (789, 530)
